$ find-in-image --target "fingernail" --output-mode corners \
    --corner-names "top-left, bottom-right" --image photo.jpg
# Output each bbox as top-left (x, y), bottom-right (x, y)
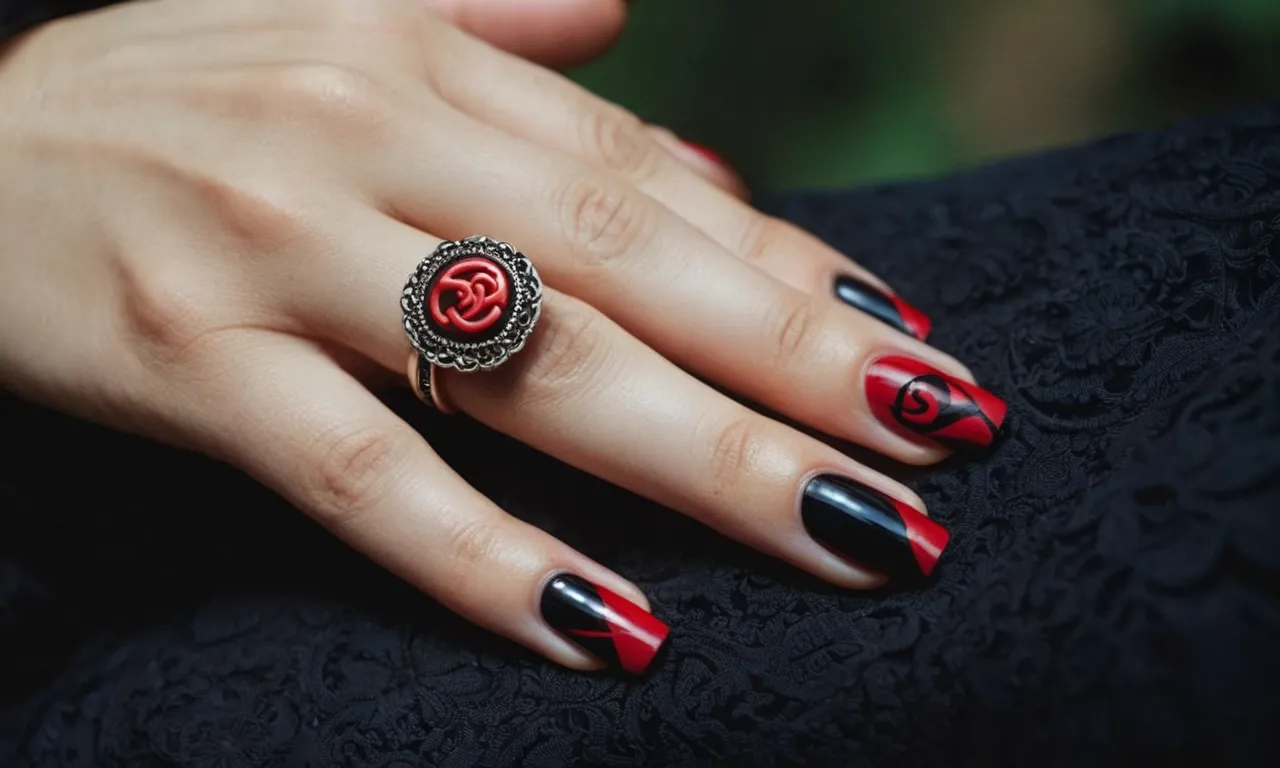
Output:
top-left (802, 474), bottom-right (949, 580)
top-left (540, 573), bottom-right (669, 674)
top-left (833, 275), bottom-right (932, 341)
top-left (678, 140), bottom-right (731, 172)
top-left (673, 139), bottom-right (746, 196)
top-left (866, 356), bottom-right (1007, 449)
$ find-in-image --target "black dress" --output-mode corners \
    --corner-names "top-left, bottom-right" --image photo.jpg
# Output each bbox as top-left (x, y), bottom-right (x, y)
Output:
top-left (2, 4), bottom-right (1279, 766)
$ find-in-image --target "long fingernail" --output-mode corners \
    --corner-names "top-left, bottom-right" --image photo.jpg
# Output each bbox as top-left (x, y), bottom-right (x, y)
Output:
top-left (834, 275), bottom-right (932, 341)
top-left (866, 356), bottom-right (1007, 449)
top-left (802, 474), bottom-right (949, 580)
top-left (541, 574), bottom-right (669, 674)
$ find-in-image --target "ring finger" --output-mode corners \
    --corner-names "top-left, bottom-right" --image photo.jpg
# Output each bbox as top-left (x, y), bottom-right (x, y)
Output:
top-left (365, 107), bottom-right (1005, 465)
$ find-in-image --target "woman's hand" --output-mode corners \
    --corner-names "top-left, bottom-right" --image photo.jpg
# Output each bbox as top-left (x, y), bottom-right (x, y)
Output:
top-left (0, 0), bottom-right (1004, 673)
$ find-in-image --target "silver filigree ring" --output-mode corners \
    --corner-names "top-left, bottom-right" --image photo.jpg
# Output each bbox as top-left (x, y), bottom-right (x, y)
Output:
top-left (401, 236), bottom-right (542, 411)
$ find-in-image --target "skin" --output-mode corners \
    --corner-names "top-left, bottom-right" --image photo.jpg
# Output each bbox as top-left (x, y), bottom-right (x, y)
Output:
top-left (0, 0), bottom-right (974, 670)
top-left (424, 0), bottom-right (628, 68)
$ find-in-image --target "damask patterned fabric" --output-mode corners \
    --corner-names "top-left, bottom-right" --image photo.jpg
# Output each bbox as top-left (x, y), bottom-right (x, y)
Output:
top-left (2, 10), bottom-right (1279, 757)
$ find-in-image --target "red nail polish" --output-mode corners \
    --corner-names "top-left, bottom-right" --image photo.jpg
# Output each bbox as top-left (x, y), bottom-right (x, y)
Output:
top-left (890, 295), bottom-right (933, 342)
top-left (803, 473), bottom-right (950, 580)
top-left (833, 275), bottom-right (932, 341)
top-left (866, 356), bottom-right (1007, 449)
top-left (541, 574), bottom-right (668, 674)
top-left (679, 140), bottom-right (731, 172)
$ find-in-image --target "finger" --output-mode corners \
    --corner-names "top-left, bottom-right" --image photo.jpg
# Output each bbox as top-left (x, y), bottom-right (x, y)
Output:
top-left (115, 0), bottom-right (623, 69)
top-left (437, 290), bottom-right (951, 588)
top-left (422, 0), bottom-right (628, 68)
top-left (646, 126), bottom-right (748, 200)
top-left (195, 332), bottom-right (668, 673)
top-left (286, 211), bottom-right (951, 585)
top-left (358, 111), bottom-right (1003, 464)
top-left (420, 27), bottom-right (932, 340)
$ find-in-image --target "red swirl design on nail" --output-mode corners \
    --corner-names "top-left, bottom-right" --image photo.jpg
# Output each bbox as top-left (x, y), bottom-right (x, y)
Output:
top-left (429, 256), bottom-right (509, 335)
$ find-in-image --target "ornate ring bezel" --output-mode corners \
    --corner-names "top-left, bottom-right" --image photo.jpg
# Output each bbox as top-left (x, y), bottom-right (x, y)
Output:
top-left (400, 236), bottom-right (542, 373)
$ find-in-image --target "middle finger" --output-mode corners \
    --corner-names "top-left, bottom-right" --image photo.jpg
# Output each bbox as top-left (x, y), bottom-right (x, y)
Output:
top-left (421, 22), bottom-right (934, 342)
top-left (369, 104), bottom-right (1006, 464)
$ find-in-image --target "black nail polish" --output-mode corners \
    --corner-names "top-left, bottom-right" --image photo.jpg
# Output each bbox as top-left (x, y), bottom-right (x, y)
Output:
top-left (833, 275), bottom-right (932, 340)
top-left (540, 574), bottom-right (669, 674)
top-left (801, 474), bottom-right (949, 581)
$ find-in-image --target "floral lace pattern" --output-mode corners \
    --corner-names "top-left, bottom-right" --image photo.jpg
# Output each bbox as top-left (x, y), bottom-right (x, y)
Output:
top-left (3, 98), bottom-right (1280, 766)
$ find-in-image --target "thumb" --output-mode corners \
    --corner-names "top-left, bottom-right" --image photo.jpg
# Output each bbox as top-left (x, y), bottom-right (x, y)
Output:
top-left (424, 0), bottom-right (628, 68)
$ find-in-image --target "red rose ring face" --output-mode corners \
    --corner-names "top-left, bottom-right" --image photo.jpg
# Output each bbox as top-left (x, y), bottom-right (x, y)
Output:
top-left (428, 256), bottom-right (510, 336)
top-left (401, 236), bottom-right (542, 373)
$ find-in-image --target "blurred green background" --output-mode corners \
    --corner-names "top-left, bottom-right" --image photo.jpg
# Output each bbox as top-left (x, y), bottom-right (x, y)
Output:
top-left (570, 0), bottom-right (1280, 189)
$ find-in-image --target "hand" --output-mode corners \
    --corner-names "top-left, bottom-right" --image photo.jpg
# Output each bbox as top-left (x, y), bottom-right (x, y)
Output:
top-left (0, 0), bottom-right (1004, 673)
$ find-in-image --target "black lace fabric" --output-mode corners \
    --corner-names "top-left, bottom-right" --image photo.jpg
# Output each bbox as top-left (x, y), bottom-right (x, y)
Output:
top-left (3, 104), bottom-right (1280, 766)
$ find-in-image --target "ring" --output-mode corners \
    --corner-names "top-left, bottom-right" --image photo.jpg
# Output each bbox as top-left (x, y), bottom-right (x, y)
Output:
top-left (401, 236), bottom-right (543, 411)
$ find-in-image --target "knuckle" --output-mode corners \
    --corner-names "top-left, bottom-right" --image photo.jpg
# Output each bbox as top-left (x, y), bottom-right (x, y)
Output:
top-left (763, 298), bottom-right (824, 372)
top-left (116, 260), bottom-right (215, 359)
top-left (581, 107), bottom-right (662, 180)
top-left (557, 178), bottom-right (653, 269)
top-left (197, 174), bottom-right (316, 252)
top-left (442, 517), bottom-right (503, 571)
top-left (266, 63), bottom-right (395, 136)
top-left (309, 425), bottom-right (407, 526)
top-left (516, 300), bottom-right (613, 405)
top-left (705, 416), bottom-right (769, 505)
top-left (739, 214), bottom-right (786, 265)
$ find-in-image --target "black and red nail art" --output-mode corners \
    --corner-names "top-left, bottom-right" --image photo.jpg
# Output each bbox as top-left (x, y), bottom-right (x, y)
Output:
top-left (866, 356), bottom-right (1006, 449)
top-left (540, 574), bottom-right (669, 674)
top-left (833, 276), bottom-right (932, 341)
top-left (802, 474), bottom-right (949, 581)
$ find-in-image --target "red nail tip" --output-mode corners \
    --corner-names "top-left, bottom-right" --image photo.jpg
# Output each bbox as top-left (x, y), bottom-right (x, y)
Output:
top-left (801, 474), bottom-right (950, 581)
top-left (595, 584), bottom-right (670, 674)
top-left (679, 140), bottom-right (729, 170)
top-left (896, 499), bottom-right (950, 576)
top-left (541, 574), bottom-right (668, 674)
top-left (866, 356), bottom-right (1006, 449)
top-left (890, 295), bottom-right (933, 341)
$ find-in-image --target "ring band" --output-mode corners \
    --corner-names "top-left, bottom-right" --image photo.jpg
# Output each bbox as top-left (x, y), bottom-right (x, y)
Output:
top-left (401, 236), bottom-right (543, 411)
top-left (407, 352), bottom-right (456, 413)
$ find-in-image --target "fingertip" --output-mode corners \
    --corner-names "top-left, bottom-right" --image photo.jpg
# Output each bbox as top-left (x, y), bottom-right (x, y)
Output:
top-left (797, 471), bottom-right (948, 587)
top-left (442, 0), bottom-right (629, 68)
top-left (648, 127), bottom-right (749, 200)
top-left (887, 442), bottom-right (956, 467)
top-left (536, 571), bottom-right (668, 674)
top-left (810, 547), bottom-right (892, 590)
top-left (539, 633), bottom-right (611, 671)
